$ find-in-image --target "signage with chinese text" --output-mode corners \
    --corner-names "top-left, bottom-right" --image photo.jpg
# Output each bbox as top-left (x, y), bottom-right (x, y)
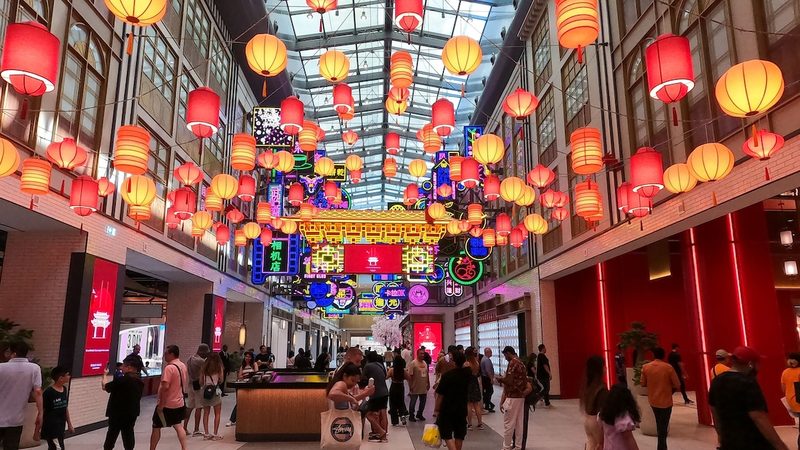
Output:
top-left (448, 256), bottom-right (484, 286)
top-left (344, 244), bottom-right (403, 274)
top-left (465, 236), bottom-right (492, 261)
top-left (252, 231), bottom-right (302, 282)
top-left (211, 297), bottom-right (225, 352)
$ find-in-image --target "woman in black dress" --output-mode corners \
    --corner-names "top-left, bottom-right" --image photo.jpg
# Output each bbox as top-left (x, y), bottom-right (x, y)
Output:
top-left (464, 347), bottom-right (484, 430)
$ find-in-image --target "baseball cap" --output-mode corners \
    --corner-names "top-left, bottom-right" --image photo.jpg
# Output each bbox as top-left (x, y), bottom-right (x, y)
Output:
top-left (715, 349), bottom-right (729, 360)
top-left (501, 346), bottom-right (516, 355)
top-left (731, 346), bottom-right (763, 364)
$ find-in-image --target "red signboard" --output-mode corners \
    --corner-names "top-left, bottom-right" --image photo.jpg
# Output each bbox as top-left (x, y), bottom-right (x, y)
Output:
top-left (211, 296), bottom-right (225, 352)
top-left (413, 322), bottom-right (443, 357)
top-left (343, 244), bottom-right (403, 274)
top-left (82, 258), bottom-right (118, 376)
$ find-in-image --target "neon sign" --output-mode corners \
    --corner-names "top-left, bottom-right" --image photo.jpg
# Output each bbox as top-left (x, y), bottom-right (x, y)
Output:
top-left (253, 107), bottom-right (294, 149)
top-left (465, 236), bottom-right (492, 261)
top-left (463, 125), bottom-right (484, 157)
top-left (402, 245), bottom-right (435, 275)
top-left (344, 244), bottom-right (403, 274)
top-left (408, 284), bottom-right (430, 306)
top-left (311, 245), bottom-right (345, 274)
top-left (357, 294), bottom-right (383, 315)
top-left (448, 255), bottom-right (484, 286)
top-left (252, 231), bottom-right (301, 282)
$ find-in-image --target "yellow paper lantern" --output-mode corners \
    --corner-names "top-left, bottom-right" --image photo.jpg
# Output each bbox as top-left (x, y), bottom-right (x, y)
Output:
top-left (245, 34), bottom-right (288, 96)
top-left (515, 186), bottom-right (536, 206)
top-left (427, 202), bottom-right (447, 220)
top-left (386, 98), bottom-right (408, 115)
top-left (442, 36), bottom-right (482, 76)
top-left (205, 191), bottom-right (223, 212)
top-left (281, 220), bottom-right (298, 234)
top-left (315, 156), bottom-right (335, 176)
top-left (345, 154), bottom-right (363, 171)
top-left (128, 204), bottom-right (152, 221)
top-left (104, 0), bottom-right (167, 26)
top-left (319, 50), bottom-right (349, 83)
top-left (523, 213), bottom-right (548, 235)
top-left (687, 143), bottom-right (734, 182)
top-left (500, 176), bottom-right (526, 202)
top-left (446, 219), bottom-right (462, 235)
top-left (0, 138), bottom-right (20, 178)
top-left (230, 134), bottom-right (256, 171)
top-left (211, 174), bottom-right (238, 200)
top-left (121, 174), bottom-right (156, 206)
top-left (663, 163), bottom-right (698, 193)
top-left (409, 159), bottom-right (428, 178)
top-left (191, 210), bottom-right (213, 230)
top-left (20, 158), bottom-right (52, 195)
top-left (472, 134), bottom-right (505, 166)
top-left (242, 222), bottom-right (261, 239)
top-left (274, 151), bottom-right (296, 173)
top-left (715, 59), bottom-right (784, 118)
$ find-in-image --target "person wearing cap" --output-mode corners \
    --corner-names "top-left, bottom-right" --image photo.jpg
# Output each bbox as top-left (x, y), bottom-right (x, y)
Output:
top-left (712, 349), bottom-right (731, 379)
top-left (102, 359), bottom-right (145, 450)
top-left (709, 346), bottom-right (789, 450)
top-left (497, 346), bottom-right (531, 450)
top-left (780, 352), bottom-right (800, 447)
top-left (183, 344), bottom-right (209, 437)
top-left (641, 347), bottom-right (680, 450)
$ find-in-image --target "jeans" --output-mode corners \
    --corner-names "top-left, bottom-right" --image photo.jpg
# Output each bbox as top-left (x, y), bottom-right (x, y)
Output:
top-left (408, 393), bottom-right (427, 417)
top-left (0, 426), bottom-right (23, 450)
top-left (389, 383), bottom-right (409, 424)
top-left (677, 376), bottom-right (690, 403)
top-left (538, 378), bottom-right (551, 406)
top-left (230, 405), bottom-right (237, 423)
top-left (481, 375), bottom-right (495, 410)
top-left (652, 406), bottom-right (672, 450)
top-left (104, 418), bottom-right (136, 450)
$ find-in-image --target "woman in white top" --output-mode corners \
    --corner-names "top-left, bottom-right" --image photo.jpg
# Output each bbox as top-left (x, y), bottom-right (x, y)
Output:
top-left (200, 353), bottom-right (224, 440)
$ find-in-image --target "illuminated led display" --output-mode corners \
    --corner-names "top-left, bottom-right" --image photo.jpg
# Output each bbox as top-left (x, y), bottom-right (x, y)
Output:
top-left (311, 244), bottom-right (345, 274)
top-left (253, 107), bottom-right (294, 149)
top-left (463, 125), bottom-right (484, 157)
top-left (252, 231), bottom-right (301, 282)
top-left (344, 244), bottom-right (403, 274)
top-left (414, 323), bottom-right (442, 356)
top-left (448, 255), bottom-right (484, 286)
top-left (357, 294), bottom-right (384, 315)
top-left (402, 245), bottom-right (436, 275)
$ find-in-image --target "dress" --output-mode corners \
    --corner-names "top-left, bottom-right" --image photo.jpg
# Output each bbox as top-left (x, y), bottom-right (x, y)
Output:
top-left (600, 413), bottom-right (637, 450)
top-left (467, 370), bottom-right (482, 403)
top-left (199, 373), bottom-right (222, 407)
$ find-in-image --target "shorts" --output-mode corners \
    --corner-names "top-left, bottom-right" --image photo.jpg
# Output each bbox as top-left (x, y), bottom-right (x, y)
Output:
top-left (187, 389), bottom-right (203, 409)
top-left (436, 417), bottom-right (467, 441)
top-left (367, 396), bottom-right (389, 412)
top-left (152, 406), bottom-right (186, 428)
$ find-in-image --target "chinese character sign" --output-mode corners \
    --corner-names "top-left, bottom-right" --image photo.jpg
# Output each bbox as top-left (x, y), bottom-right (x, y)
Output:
top-left (252, 231), bottom-right (301, 283)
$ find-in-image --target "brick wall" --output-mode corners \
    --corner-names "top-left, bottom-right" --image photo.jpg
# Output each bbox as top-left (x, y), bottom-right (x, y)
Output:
top-left (68, 376), bottom-right (109, 428)
top-left (164, 282), bottom-right (213, 361)
top-left (222, 301), bottom-right (265, 352)
top-left (0, 231), bottom-right (86, 366)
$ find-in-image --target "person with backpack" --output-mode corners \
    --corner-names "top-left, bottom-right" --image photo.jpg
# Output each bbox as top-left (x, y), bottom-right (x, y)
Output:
top-left (149, 345), bottom-right (189, 450)
top-left (199, 353), bottom-right (224, 440)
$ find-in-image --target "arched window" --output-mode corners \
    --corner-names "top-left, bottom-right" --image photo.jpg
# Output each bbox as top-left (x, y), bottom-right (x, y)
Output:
top-left (625, 44), bottom-right (670, 162)
top-left (58, 22), bottom-right (107, 155)
top-left (17, 0), bottom-right (48, 23)
top-left (762, 0), bottom-right (800, 98)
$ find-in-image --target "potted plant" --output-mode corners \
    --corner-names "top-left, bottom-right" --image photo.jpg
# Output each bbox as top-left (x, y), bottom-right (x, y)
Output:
top-left (0, 319), bottom-right (48, 449)
top-left (618, 322), bottom-right (658, 436)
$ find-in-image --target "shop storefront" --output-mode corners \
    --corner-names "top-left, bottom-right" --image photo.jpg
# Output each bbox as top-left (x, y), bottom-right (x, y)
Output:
top-left (270, 307), bottom-right (292, 368)
top-left (401, 314), bottom-right (445, 358)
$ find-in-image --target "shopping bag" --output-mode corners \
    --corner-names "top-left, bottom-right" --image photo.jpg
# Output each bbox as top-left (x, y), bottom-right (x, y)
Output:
top-left (320, 408), bottom-right (362, 449)
top-left (421, 423), bottom-right (442, 447)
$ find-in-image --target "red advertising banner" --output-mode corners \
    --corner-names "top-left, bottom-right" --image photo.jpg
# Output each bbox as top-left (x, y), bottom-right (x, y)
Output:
top-left (343, 244), bottom-right (403, 274)
top-left (82, 258), bottom-right (118, 376)
top-left (413, 322), bottom-right (443, 357)
top-left (211, 296), bottom-right (225, 352)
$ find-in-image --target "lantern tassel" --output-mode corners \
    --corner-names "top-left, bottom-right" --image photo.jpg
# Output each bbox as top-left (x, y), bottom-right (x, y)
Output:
top-left (59, 180), bottom-right (65, 196)
top-left (126, 32), bottom-right (134, 56)
top-left (712, 191), bottom-right (718, 206)
top-left (19, 97), bottom-right (28, 120)
top-left (262, 78), bottom-right (267, 98)
top-left (407, 32), bottom-right (411, 45)
top-left (672, 106), bottom-right (678, 126)
top-left (752, 124), bottom-right (759, 147)
top-left (765, 167), bottom-right (771, 181)
top-left (577, 46), bottom-right (583, 64)
top-left (319, 17), bottom-right (323, 33)
top-left (28, 196), bottom-right (34, 210)
top-left (461, 83), bottom-right (465, 98)
top-left (640, 220), bottom-right (644, 232)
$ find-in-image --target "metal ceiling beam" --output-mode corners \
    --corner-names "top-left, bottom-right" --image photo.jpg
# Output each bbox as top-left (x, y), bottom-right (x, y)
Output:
top-left (286, 30), bottom-right (453, 52)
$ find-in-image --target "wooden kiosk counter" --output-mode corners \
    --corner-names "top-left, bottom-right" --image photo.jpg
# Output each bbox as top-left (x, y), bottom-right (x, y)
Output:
top-left (232, 372), bottom-right (329, 442)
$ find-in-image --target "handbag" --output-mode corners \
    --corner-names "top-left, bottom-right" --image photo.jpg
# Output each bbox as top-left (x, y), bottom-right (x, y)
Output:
top-left (320, 408), bottom-right (362, 449)
top-left (202, 375), bottom-right (217, 400)
top-left (421, 424), bottom-right (442, 447)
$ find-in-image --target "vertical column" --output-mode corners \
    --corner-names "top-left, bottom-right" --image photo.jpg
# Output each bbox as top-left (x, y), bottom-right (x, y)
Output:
top-left (165, 282), bottom-right (213, 358)
top-left (596, 263), bottom-right (613, 388)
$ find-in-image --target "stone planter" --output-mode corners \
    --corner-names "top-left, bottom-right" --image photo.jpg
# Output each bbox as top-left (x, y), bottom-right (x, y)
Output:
top-left (19, 402), bottom-right (40, 449)
top-left (626, 367), bottom-right (657, 437)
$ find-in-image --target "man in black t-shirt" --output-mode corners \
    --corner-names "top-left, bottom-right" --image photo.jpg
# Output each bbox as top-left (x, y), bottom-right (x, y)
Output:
top-left (254, 345), bottom-right (275, 370)
top-left (102, 359), bottom-right (145, 450)
top-left (668, 343), bottom-right (693, 404)
top-left (536, 344), bottom-right (552, 407)
top-left (708, 346), bottom-right (788, 450)
top-left (434, 350), bottom-right (470, 450)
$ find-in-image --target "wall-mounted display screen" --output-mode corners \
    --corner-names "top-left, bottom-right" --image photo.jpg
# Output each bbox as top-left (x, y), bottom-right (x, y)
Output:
top-left (344, 244), bottom-right (403, 274)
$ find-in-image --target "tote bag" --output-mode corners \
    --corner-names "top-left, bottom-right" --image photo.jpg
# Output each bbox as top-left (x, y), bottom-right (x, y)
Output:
top-left (320, 408), bottom-right (363, 449)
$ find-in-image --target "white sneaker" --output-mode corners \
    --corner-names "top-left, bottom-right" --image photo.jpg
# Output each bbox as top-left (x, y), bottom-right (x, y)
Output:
top-left (225, 421), bottom-right (235, 427)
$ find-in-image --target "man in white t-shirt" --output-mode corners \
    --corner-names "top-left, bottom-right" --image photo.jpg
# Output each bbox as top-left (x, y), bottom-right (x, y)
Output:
top-left (0, 341), bottom-right (43, 449)
top-left (400, 343), bottom-right (413, 367)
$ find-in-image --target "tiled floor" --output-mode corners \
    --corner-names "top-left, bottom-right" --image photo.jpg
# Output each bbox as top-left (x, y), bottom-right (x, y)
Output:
top-left (36, 390), bottom-right (798, 449)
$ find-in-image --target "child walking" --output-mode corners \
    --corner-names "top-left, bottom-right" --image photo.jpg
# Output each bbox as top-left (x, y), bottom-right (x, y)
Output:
top-left (598, 384), bottom-right (641, 450)
top-left (41, 366), bottom-right (74, 450)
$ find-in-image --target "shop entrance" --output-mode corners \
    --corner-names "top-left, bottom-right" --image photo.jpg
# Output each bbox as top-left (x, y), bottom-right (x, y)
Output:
top-left (119, 269), bottom-right (168, 380)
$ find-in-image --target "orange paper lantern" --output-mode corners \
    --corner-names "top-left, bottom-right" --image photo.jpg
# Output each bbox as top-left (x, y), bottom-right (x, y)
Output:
top-left (482, 228), bottom-right (496, 247)
top-left (227, 207), bottom-right (245, 224)
top-left (257, 150), bottom-right (277, 169)
top-left (342, 130), bottom-right (359, 146)
top-left (242, 222), bottom-right (261, 239)
top-left (204, 190), bottom-right (223, 212)
top-left (245, 34), bottom-right (287, 96)
top-left (274, 151), bottom-right (296, 173)
top-left (281, 220), bottom-right (298, 234)
top-left (390, 51), bottom-right (413, 88)
top-left (687, 143), bottom-right (734, 182)
top-left (555, 0), bottom-right (599, 62)
top-left (388, 86), bottom-right (410, 104)
top-left (472, 133), bottom-right (504, 166)
top-left (192, 210), bottom-right (213, 230)
top-left (527, 164), bottom-right (555, 189)
top-left (500, 176), bottom-right (526, 203)
top-left (97, 177), bottom-right (114, 196)
top-left (437, 183), bottom-right (453, 198)
top-left (524, 213), bottom-right (548, 235)
top-left (345, 154), bottom-right (363, 171)
top-left (663, 163), bottom-right (697, 194)
top-left (552, 207), bottom-right (569, 221)
top-left (715, 59), bottom-right (784, 118)
top-left (570, 127), bottom-right (603, 175)
top-left (128, 204), bottom-right (151, 221)
top-left (386, 98), bottom-right (408, 115)
top-left (256, 202), bottom-right (273, 223)
top-left (503, 88), bottom-right (539, 119)
top-left (46, 138), bottom-right (87, 170)
top-left (231, 133), bottom-right (257, 171)
top-left (113, 125), bottom-right (150, 175)
top-left (174, 161), bottom-right (202, 185)
top-left (574, 179), bottom-right (602, 219)
top-left (427, 202), bottom-right (446, 220)
top-left (298, 120), bottom-right (320, 152)
top-left (467, 203), bottom-right (484, 226)
top-left (315, 157), bottom-right (335, 176)
top-left (0, 138), bottom-right (20, 178)
top-left (409, 159), bottom-right (428, 178)
top-left (234, 229), bottom-right (247, 247)
top-left (743, 130), bottom-right (784, 161)
top-left (121, 174), bottom-right (156, 206)
top-left (211, 174), bottom-right (238, 200)
top-left (516, 186), bottom-right (536, 206)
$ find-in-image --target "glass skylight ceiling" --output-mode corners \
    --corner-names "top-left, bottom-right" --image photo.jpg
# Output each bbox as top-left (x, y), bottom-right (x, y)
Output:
top-left (268, 0), bottom-right (514, 209)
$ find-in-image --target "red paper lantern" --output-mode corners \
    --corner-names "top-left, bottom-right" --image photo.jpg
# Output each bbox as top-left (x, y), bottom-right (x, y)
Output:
top-left (215, 224), bottom-right (230, 245)
top-left (388, 86), bottom-right (410, 104)
top-left (510, 228), bottom-right (524, 248)
top-left (540, 189), bottom-right (559, 208)
top-left (469, 227), bottom-right (484, 238)
top-left (386, 132), bottom-right (400, 155)
top-left (554, 191), bottom-right (569, 208)
top-left (226, 207), bottom-right (245, 224)
top-left (394, 0), bottom-right (423, 33)
top-left (405, 183), bottom-right (420, 203)
top-left (503, 88), bottom-right (539, 120)
top-left (645, 34), bottom-right (694, 106)
top-left (165, 207), bottom-right (180, 229)
top-left (527, 164), bottom-right (555, 189)
top-left (97, 177), bottom-right (114, 196)
top-left (46, 138), bottom-right (87, 170)
top-left (186, 87), bottom-right (220, 138)
top-left (237, 174), bottom-right (256, 202)
top-left (432, 99), bottom-right (455, 136)
top-left (324, 180), bottom-right (338, 202)
top-left (350, 169), bottom-right (362, 183)
top-left (630, 147), bottom-right (664, 198)
top-left (1, 22), bottom-right (60, 96)
top-left (280, 96), bottom-right (304, 135)
top-left (496, 213), bottom-right (512, 236)
top-left (628, 188), bottom-right (651, 218)
top-left (270, 217), bottom-right (284, 229)
top-left (174, 161), bottom-right (202, 185)
top-left (616, 182), bottom-right (632, 214)
top-left (333, 83), bottom-right (353, 114)
top-left (257, 151), bottom-right (277, 169)
top-left (551, 207), bottom-right (569, 221)
top-left (437, 183), bottom-right (452, 198)
top-left (288, 183), bottom-right (304, 206)
top-left (483, 174), bottom-right (500, 201)
top-left (342, 130), bottom-right (359, 146)
top-left (69, 175), bottom-right (99, 216)
top-left (743, 130), bottom-right (784, 161)
top-left (260, 227), bottom-right (273, 246)
top-left (461, 157), bottom-right (480, 188)
top-left (172, 187), bottom-right (196, 220)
